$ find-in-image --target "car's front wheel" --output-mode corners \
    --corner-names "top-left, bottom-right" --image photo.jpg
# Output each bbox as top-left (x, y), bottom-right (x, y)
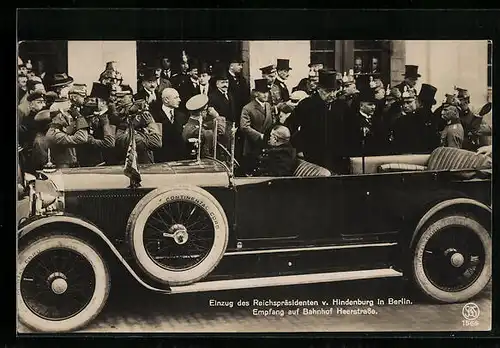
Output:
top-left (17, 234), bottom-right (110, 332)
top-left (412, 214), bottom-right (491, 303)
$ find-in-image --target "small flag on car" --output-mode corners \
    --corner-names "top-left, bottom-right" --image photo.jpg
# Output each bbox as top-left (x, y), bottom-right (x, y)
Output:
top-left (123, 120), bottom-right (142, 188)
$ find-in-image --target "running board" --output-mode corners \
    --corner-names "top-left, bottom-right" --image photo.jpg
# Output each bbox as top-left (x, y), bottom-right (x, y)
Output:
top-left (169, 268), bottom-right (403, 294)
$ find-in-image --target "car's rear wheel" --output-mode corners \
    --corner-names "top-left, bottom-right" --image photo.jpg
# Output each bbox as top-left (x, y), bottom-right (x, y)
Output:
top-left (127, 185), bottom-right (229, 286)
top-left (17, 234), bottom-right (110, 332)
top-left (412, 214), bottom-right (491, 303)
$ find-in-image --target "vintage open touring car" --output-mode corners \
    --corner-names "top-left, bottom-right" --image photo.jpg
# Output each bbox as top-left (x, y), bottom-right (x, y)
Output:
top-left (17, 117), bottom-right (492, 333)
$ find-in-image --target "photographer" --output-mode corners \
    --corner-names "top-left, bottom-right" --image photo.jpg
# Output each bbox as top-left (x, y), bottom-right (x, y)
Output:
top-left (115, 94), bottom-right (162, 164)
top-left (77, 97), bottom-right (117, 167)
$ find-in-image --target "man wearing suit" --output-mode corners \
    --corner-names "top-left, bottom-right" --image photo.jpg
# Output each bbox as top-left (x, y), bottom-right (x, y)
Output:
top-left (240, 79), bottom-right (275, 174)
top-left (227, 55), bottom-right (250, 117)
top-left (134, 67), bottom-right (161, 109)
top-left (394, 65), bottom-right (420, 96)
top-left (152, 87), bottom-right (188, 162)
top-left (275, 59), bottom-right (292, 102)
top-left (178, 59), bottom-right (201, 111)
top-left (209, 69), bottom-right (237, 124)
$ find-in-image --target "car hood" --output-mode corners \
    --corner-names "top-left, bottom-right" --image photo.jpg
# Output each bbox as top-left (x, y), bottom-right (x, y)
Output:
top-left (45, 158), bottom-right (231, 191)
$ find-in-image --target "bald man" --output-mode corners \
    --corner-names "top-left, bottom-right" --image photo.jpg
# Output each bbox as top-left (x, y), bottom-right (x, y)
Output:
top-left (254, 125), bottom-right (298, 176)
top-left (152, 88), bottom-right (189, 162)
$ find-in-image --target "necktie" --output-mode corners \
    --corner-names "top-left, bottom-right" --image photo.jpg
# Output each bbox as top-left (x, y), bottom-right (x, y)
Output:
top-left (224, 93), bottom-right (228, 100)
top-left (170, 109), bottom-right (175, 123)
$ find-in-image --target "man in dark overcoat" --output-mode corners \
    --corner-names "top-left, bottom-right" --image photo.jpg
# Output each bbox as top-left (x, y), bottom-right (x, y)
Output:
top-left (275, 59), bottom-right (292, 102)
top-left (393, 65), bottom-right (420, 96)
top-left (291, 70), bottom-right (350, 174)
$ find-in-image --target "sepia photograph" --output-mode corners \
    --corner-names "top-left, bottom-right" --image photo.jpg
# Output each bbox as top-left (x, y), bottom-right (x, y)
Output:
top-left (16, 38), bottom-right (492, 334)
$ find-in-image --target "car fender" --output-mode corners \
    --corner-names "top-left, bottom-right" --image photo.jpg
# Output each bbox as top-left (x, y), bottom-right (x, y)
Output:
top-left (410, 197), bottom-right (492, 248)
top-left (18, 213), bottom-right (171, 293)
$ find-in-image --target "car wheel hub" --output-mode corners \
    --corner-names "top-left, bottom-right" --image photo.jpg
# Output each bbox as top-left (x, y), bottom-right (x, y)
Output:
top-left (170, 224), bottom-right (189, 245)
top-left (450, 252), bottom-right (465, 268)
top-left (47, 272), bottom-right (68, 295)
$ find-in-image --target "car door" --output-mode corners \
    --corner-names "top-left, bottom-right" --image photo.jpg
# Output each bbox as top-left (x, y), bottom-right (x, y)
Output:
top-left (233, 175), bottom-right (346, 249)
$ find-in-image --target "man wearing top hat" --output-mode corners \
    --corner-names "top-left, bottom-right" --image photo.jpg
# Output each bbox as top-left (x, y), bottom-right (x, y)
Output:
top-left (182, 94), bottom-right (227, 158)
top-left (46, 72), bottom-right (74, 112)
top-left (240, 79), bottom-right (275, 174)
top-left (394, 65), bottom-right (421, 96)
top-left (292, 54), bottom-right (324, 95)
top-left (227, 55), bottom-right (250, 119)
top-left (208, 68), bottom-right (238, 125)
top-left (455, 87), bottom-right (492, 151)
top-left (347, 86), bottom-right (387, 157)
top-left (275, 59), bottom-right (292, 102)
top-left (178, 58), bottom-right (201, 111)
top-left (134, 67), bottom-right (161, 109)
top-left (414, 83), bottom-right (441, 152)
top-left (151, 87), bottom-right (189, 163)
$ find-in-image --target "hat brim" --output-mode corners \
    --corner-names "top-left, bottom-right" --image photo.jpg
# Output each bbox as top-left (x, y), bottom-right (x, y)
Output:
top-left (277, 67), bottom-right (292, 71)
top-left (402, 73), bottom-right (421, 78)
top-left (50, 77), bottom-right (74, 87)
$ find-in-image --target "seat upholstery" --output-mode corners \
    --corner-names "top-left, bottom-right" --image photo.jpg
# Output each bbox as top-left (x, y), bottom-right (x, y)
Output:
top-left (294, 159), bottom-right (332, 177)
top-left (427, 146), bottom-right (492, 171)
top-left (378, 163), bottom-right (428, 173)
top-left (350, 154), bottom-right (430, 174)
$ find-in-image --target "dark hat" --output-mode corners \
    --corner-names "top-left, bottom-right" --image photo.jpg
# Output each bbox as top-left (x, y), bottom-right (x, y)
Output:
top-left (260, 64), bottom-right (277, 75)
top-left (47, 72), bottom-right (74, 88)
top-left (90, 82), bottom-right (112, 100)
top-left (308, 53), bottom-right (325, 67)
top-left (318, 70), bottom-right (338, 90)
top-left (355, 74), bottom-right (372, 89)
top-left (105, 61), bottom-right (119, 71)
top-left (27, 90), bottom-right (45, 102)
top-left (228, 54), bottom-right (244, 63)
top-left (44, 91), bottom-right (58, 104)
top-left (276, 59), bottom-right (292, 71)
top-left (34, 109), bottom-right (52, 123)
top-left (253, 79), bottom-right (271, 93)
top-left (186, 94), bottom-right (209, 112)
top-left (140, 67), bottom-right (157, 81)
top-left (199, 62), bottom-right (211, 75)
top-left (26, 79), bottom-right (43, 92)
top-left (213, 68), bottom-right (229, 81)
top-left (188, 58), bottom-right (199, 71)
top-left (403, 65), bottom-right (421, 78)
top-left (418, 83), bottom-right (437, 105)
top-left (357, 87), bottom-right (377, 103)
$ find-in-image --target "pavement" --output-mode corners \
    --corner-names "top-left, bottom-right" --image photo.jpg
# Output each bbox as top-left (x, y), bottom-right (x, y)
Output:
top-left (18, 276), bottom-right (492, 334)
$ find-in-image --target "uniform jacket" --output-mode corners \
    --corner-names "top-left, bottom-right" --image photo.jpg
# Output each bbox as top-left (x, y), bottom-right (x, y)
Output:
top-left (182, 115), bottom-right (226, 158)
top-left (254, 142), bottom-right (297, 177)
top-left (460, 108), bottom-right (492, 151)
top-left (115, 111), bottom-right (162, 164)
top-left (77, 114), bottom-right (117, 167)
top-left (240, 99), bottom-right (274, 157)
top-left (152, 104), bottom-right (189, 162)
top-left (440, 121), bottom-right (464, 148)
top-left (46, 111), bottom-right (89, 168)
top-left (348, 111), bottom-right (387, 157)
top-left (178, 79), bottom-right (202, 110)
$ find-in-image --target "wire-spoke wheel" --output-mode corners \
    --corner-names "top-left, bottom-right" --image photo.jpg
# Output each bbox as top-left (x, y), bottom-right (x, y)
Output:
top-left (127, 185), bottom-right (229, 286)
top-left (412, 215), bottom-right (491, 303)
top-left (17, 234), bottom-right (110, 332)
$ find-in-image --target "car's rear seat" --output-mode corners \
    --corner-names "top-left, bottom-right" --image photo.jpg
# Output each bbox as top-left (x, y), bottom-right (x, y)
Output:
top-left (294, 159), bottom-right (331, 177)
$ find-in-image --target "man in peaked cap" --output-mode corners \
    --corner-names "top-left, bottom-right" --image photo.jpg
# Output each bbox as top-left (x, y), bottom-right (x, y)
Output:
top-left (291, 69), bottom-right (351, 173)
top-left (389, 87), bottom-right (422, 154)
top-left (292, 54), bottom-right (325, 95)
top-left (454, 86), bottom-right (492, 151)
top-left (394, 65), bottom-right (421, 96)
top-left (275, 59), bottom-right (292, 101)
top-left (240, 79), bottom-right (275, 174)
top-left (68, 84), bottom-right (88, 110)
top-left (260, 64), bottom-right (287, 117)
top-left (182, 94), bottom-right (227, 158)
top-left (440, 103), bottom-right (464, 148)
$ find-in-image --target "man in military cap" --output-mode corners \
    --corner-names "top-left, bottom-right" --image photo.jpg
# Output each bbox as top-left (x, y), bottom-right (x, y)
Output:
top-left (260, 64), bottom-right (286, 118)
top-left (275, 59), bottom-right (292, 102)
top-left (18, 79), bottom-right (47, 121)
top-left (45, 104), bottom-right (90, 168)
top-left (290, 70), bottom-right (349, 173)
top-left (115, 94), bottom-right (162, 164)
top-left (152, 87), bottom-right (189, 163)
top-left (171, 51), bottom-right (191, 89)
top-left (18, 91), bottom-right (47, 172)
top-left (68, 84), bottom-right (88, 110)
top-left (389, 87), bottom-right (420, 154)
top-left (134, 67), bottom-right (161, 108)
top-left (393, 65), bottom-right (421, 96)
top-left (76, 90), bottom-right (117, 167)
top-left (178, 59), bottom-right (202, 111)
top-left (455, 87), bottom-right (492, 151)
top-left (240, 79), bottom-right (275, 174)
top-left (440, 104), bottom-right (464, 148)
top-left (182, 94), bottom-right (227, 158)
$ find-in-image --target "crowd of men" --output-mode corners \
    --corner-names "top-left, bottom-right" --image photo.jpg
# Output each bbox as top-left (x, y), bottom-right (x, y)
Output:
top-left (17, 52), bottom-right (493, 183)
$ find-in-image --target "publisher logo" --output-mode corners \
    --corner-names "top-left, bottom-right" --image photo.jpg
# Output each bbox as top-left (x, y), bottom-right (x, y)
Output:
top-left (462, 303), bottom-right (480, 321)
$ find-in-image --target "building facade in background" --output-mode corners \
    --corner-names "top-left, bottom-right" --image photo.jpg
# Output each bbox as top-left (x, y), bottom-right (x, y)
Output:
top-left (18, 40), bottom-right (491, 109)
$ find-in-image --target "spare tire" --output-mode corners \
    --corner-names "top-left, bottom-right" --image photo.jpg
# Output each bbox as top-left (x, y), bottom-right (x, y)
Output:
top-left (126, 185), bottom-right (229, 286)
